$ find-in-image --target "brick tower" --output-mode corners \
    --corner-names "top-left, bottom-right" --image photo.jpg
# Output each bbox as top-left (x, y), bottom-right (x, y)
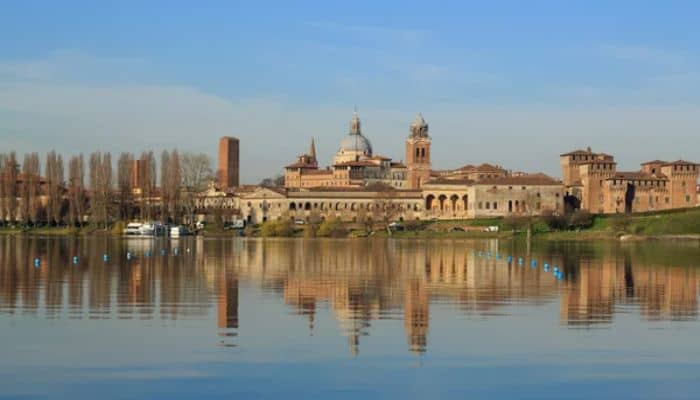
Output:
top-left (405, 113), bottom-right (431, 189)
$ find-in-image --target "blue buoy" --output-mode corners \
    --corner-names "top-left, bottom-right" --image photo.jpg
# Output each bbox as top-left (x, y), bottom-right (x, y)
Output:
top-left (145, 250), bottom-right (151, 257)
top-left (544, 263), bottom-right (549, 268)
top-left (73, 256), bottom-right (79, 264)
top-left (173, 248), bottom-right (179, 256)
top-left (127, 252), bottom-right (133, 260)
top-left (507, 256), bottom-right (513, 263)
top-left (544, 265), bottom-right (549, 272)
top-left (103, 254), bottom-right (109, 262)
top-left (496, 254), bottom-right (501, 260)
top-left (518, 257), bottom-right (524, 265)
top-left (34, 257), bottom-right (40, 267)
top-left (161, 249), bottom-right (166, 256)
top-left (531, 260), bottom-right (537, 267)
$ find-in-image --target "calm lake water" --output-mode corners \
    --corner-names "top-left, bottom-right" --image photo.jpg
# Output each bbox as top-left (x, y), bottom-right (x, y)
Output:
top-left (1, 236), bottom-right (700, 399)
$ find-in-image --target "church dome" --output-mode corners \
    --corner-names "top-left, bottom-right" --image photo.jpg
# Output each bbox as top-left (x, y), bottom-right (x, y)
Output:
top-left (335, 111), bottom-right (373, 164)
top-left (338, 133), bottom-right (373, 155)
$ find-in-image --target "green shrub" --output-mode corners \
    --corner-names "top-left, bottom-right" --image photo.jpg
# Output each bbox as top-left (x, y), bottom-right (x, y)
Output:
top-left (568, 210), bottom-right (594, 229)
top-left (111, 221), bottom-right (126, 235)
top-left (317, 217), bottom-right (346, 237)
top-left (260, 219), bottom-right (295, 237)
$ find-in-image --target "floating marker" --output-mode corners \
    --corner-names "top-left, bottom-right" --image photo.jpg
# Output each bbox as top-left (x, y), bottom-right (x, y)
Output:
top-left (73, 256), bottom-right (79, 264)
top-left (507, 256), bottom-right (513, 263)
top-left (518, 257), bottom-right (524, 265)
top-left (127, 252), bottom-right (133, 260)
top-left (496, 254), bottom-right (501, 260)
top-left (173, 248), bottom-right (179, 256)
top-left (34, 257), bottom-right (41, 267)
top-left (145, 250), bottom-right (151, 257)
top-left (531, 260), bottom-right (537, 267)
top-left (103, 254), bottom-right (109, 262)
top-left (544, 265), bottom-right (549, 272)
top-left (186, 248), bottom-right (191, 253)
top-left (544, 263), bottom-right (549, 268)
top-left (161, 249), bottom-right (166, 256)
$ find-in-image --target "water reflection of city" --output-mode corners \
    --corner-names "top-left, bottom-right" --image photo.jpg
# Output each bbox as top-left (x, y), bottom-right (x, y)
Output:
top-left (0, 237), bottom-right (698, 354)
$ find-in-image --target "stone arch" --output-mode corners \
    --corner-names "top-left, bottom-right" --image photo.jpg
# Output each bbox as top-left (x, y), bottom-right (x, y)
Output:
top-left (304, 202), bottom-right (311, 210)
top-left (425, 194), bottom-right (435, 210)
top-left (289, 202), bottom-right (297, 210)
top-left (450, 194), bottom-right (458, 212)
top-left (438, 194), bottom-right (447, 211)
top-left (462, 194), bottom-right (468, 211)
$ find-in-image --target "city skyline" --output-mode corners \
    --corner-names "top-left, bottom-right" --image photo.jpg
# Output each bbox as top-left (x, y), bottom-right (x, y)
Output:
top-left (2, 2), bottom-right (700, 183)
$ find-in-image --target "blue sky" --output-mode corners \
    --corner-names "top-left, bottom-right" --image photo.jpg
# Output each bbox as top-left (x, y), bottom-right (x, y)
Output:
top-left (1, 1), bottom-right (699, 182)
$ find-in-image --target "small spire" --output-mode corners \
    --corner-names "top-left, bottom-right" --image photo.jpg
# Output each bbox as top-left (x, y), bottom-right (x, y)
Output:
top-left (309, 137), bottom-right (316, 162)
top-left (350, 108), bottom-right (361, 135)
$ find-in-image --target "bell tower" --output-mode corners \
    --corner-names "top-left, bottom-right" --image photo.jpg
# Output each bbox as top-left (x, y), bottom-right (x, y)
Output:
top-left (405, 113), bottom-right (431, 189)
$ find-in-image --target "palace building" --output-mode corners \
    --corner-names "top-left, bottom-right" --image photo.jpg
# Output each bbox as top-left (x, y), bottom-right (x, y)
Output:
top-left (560, 148), bottom-right (699, 214)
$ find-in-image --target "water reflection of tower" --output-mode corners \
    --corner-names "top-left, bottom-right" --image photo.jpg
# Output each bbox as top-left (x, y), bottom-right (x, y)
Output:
top-left (404, 279), bottom-right (429, 354)
top-left (217, 270), bottom-right (239, 332)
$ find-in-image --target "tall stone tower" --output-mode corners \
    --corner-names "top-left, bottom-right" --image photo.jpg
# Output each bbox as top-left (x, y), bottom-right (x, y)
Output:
top-left (405, 113), bottom-right (431, 189)
top-left (218, 136), bottom-right (240, 189)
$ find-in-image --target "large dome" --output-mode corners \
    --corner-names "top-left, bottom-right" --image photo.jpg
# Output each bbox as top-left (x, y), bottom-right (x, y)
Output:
top-left (338, 133), bottom-right (372, 155)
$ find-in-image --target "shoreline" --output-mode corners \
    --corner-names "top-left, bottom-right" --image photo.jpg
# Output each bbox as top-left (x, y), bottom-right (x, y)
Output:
top-left (2, 227), bottom-right (698, 241)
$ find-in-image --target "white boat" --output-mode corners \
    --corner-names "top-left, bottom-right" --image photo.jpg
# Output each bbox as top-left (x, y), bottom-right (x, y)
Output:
top-left (124, 222), bottom-right (143, 235)
top-left (170, 226), bottom-right (191, 237)
top-left (139, 222), bottom-right (166, 237)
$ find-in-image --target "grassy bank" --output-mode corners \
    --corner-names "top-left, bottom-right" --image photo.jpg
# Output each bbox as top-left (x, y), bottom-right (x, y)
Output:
top-left (0, 225), bottom-right (115, 236)
top-left (539, 207), bottom-right (700, 240)
top-left (3, 207), bottom-right (698, 240)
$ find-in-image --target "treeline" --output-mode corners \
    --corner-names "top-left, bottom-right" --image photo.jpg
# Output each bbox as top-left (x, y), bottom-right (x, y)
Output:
top-left (0, 150), bottom-right (214, 228)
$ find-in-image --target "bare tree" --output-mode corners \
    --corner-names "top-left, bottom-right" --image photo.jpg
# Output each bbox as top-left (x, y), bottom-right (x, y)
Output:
top-left (168, 149), bottom-right (182, 222)
top-left (0, 153), bottom-right (5, 224)
top-left (369, 183), bottom-right (399, 235)
top-left (20, 153), bottom-right (41, 226)
top-left (89, 152), bottom-right (113, 228)
top-left (45, 151), bottom-right (65, 225)
top-left (68, 154), bottom-right (85, 226)
top-left (117, 152), bottom-right (134, 221)
top-left (138, 151), bottom-right (156, 221)
top-left (180, 152), bottom-right (213, 226)
top-left (160, 150), bottom-right (171, 221)
top-left (1, 152), bottom-right (19, 224)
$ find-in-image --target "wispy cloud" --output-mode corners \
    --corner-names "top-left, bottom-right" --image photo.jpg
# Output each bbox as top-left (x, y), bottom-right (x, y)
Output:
top-left (1, 51), bottom-right (699, 183)
top-left (598, 44), bottom-right (688, 68)
top-left (303, 21), bottom-right (428, 43)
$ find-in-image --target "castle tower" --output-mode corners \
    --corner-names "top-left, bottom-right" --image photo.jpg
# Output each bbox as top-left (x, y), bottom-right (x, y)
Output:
top-left (405, 113), bottom-right (431, 189)
top-left (218, 136), bottom-right (240, 189)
